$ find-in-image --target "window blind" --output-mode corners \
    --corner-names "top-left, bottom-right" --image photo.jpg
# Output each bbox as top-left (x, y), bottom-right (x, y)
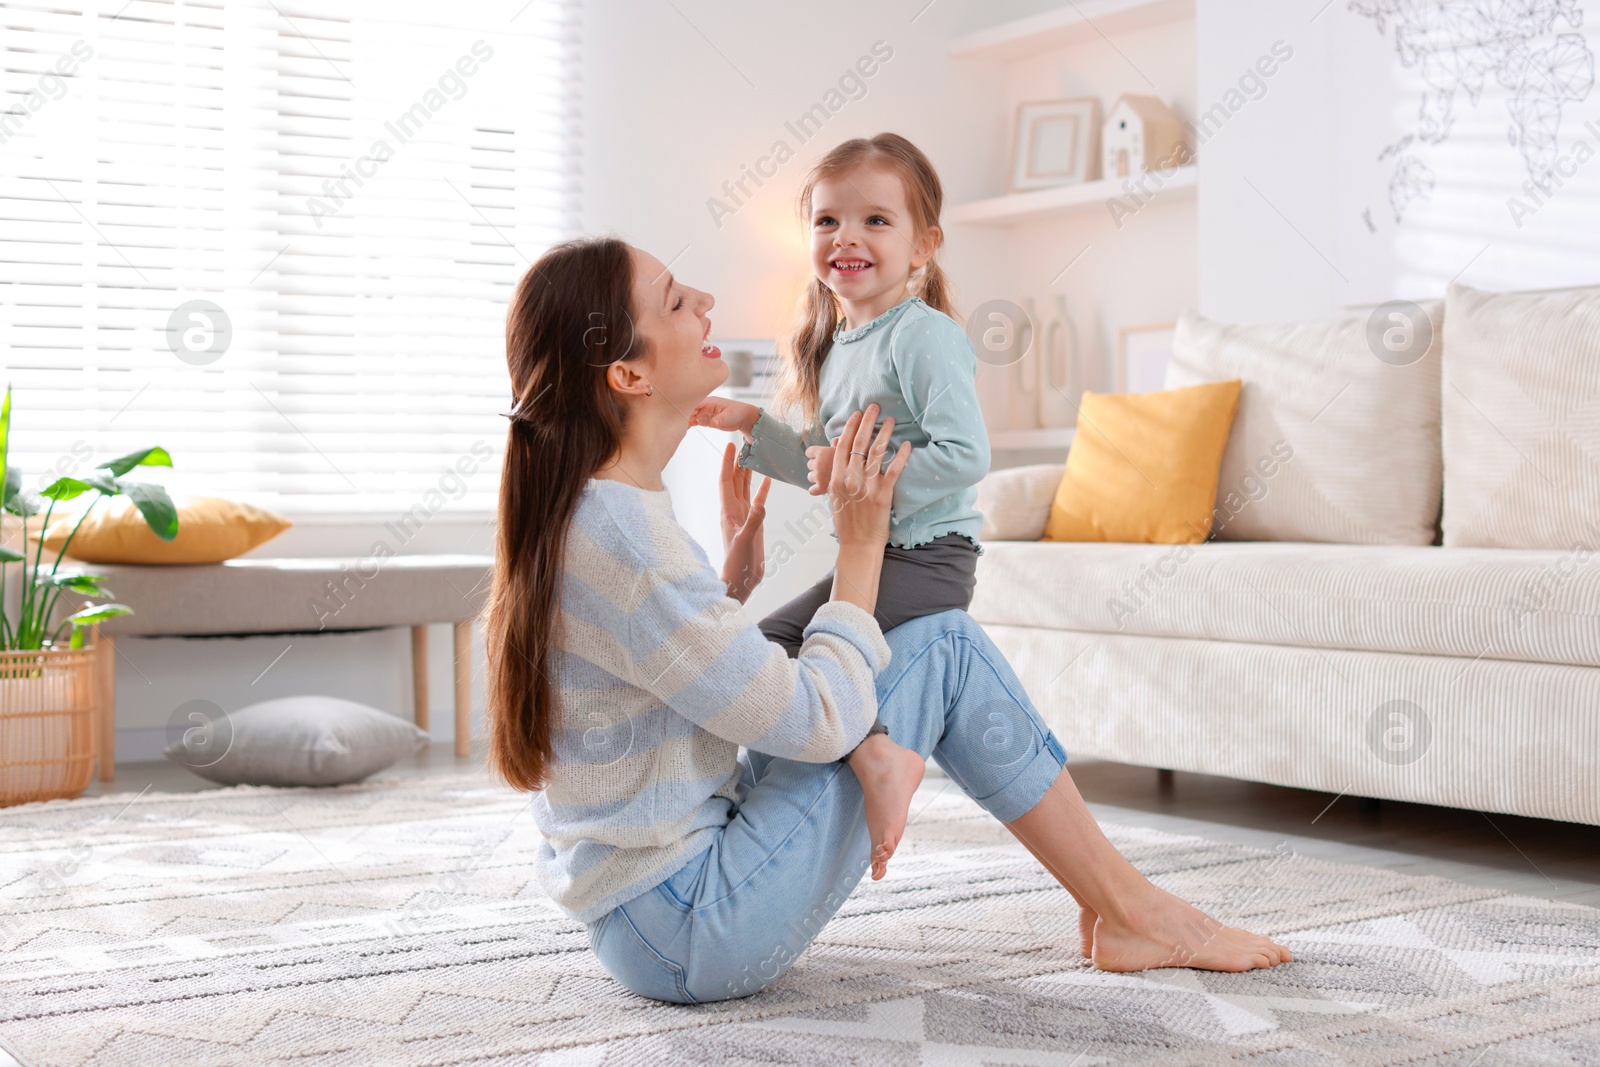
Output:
top-left (0, 0), bottom-right (578, 517)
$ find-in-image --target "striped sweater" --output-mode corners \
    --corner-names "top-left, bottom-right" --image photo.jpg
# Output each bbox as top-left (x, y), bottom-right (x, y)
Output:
top-left (530, 478), bottom-right (890, 923)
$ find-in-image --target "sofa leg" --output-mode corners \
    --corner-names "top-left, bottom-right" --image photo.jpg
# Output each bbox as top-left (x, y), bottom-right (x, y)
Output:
top-left (1157, 768), bottom-right (1174, 791)
top-left (1359, 796), bottom-right (1382, 813)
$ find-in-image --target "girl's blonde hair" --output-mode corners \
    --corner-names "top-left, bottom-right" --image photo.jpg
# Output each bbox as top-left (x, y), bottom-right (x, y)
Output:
top-left (775, 133), bottom-right (955, 424)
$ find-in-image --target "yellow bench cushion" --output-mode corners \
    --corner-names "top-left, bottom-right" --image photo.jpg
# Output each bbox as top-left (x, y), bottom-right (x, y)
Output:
top-left (33, 496), bottom-right (291, 565)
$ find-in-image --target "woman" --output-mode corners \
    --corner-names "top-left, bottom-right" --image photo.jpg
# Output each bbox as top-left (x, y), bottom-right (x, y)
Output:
top-left (484, 236), bottom-right (1291, 1005)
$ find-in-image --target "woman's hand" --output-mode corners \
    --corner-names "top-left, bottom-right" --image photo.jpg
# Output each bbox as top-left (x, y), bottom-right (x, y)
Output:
top-left (825, 405), bottom-right (910, 615)
top-left (823, 405), bottom-right (912, 618)
top-left (718, 442), bottom-right (771, 604)
top-left (691, 397), bottom-right (761, 438)
top-left (828, 405), bottom-right (912, 550)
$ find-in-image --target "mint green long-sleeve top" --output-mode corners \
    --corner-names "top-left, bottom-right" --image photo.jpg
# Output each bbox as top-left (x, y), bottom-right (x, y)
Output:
top-left (737, 296), bottom-right (989, 550)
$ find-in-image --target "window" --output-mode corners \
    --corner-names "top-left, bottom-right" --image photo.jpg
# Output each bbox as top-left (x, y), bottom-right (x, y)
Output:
top-left (0, 0), bottom-right (579, 517)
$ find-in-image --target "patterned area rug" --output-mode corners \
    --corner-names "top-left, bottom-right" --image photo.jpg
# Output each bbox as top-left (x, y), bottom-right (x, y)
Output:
top-left (1, 773), bottom-right (1598, 1066)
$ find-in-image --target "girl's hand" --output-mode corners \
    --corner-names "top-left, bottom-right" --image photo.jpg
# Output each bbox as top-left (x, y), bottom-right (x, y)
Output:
top-left (805, 444), bottom-right (834, 496)
top-left (691, 397), bottom-right (761, 438)
top-left (718, 442), bottom-right (771, 603)
top-left (828, 404), bottom-right (912, 552)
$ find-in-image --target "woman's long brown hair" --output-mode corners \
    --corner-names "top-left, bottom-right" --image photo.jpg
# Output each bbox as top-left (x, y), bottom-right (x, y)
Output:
top-left (775, 132), bottom-right (956, 425)
top-left (485, 236), bottom-right (646, 792)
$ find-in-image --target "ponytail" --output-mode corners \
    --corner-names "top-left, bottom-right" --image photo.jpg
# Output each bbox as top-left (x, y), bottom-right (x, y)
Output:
top-left (914, 256), bottom-right (956, 319)
top-left (485, 237), bottom-right (646, 792)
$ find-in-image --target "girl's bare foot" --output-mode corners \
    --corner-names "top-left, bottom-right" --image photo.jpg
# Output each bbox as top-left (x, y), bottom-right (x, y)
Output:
top-left (846, 733), bottom-right (925, 880)
top-left (1090, 885), bottom-right (1292, 973)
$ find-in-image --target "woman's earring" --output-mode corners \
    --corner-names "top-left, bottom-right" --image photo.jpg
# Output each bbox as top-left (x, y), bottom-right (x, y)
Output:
top-left (646, 384), bottom-right (654, 397)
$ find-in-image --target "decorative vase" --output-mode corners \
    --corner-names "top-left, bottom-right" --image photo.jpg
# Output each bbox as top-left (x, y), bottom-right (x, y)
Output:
top-left (0, 643), bottom-right (98, 806)
top-left (1011, 298), bottom-right (1040, 429)
top-left (1038, 296), bottom-right (1078, 428)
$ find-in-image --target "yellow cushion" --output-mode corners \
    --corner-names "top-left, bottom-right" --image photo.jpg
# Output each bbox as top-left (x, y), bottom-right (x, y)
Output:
top-left (32, 496), bottom-right (292, 565)
top-left (1043, 380), bottom-right (1242, 544)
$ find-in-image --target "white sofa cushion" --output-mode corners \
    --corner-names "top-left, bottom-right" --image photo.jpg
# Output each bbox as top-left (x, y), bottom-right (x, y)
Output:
top-left (975, 464), bottom-right (1064, 541)
top-left (1441, 282), bottom-right (1600, 550)
top-left (983, 624), bottom-right (1600, 825)
top-left (1165, 305), bottom-right (1442, 545)
top-left (970, 540), bottom-right (1600, 668)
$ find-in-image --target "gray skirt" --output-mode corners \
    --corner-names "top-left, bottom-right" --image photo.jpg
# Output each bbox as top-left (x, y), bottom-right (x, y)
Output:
top-left (756, 533), bottom-right (979, 658)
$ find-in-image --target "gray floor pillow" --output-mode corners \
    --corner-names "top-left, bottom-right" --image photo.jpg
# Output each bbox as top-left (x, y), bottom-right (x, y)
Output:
top-left (165, 695), bottom-right (430, 786)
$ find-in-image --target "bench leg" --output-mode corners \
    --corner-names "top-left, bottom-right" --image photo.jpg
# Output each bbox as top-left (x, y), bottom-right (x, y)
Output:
top-left (411, 625), bottom-right (430, 732)
top-left (96, 628), bottom-right (116, 783)
top-left (453, 622), bottom-right (471, 757)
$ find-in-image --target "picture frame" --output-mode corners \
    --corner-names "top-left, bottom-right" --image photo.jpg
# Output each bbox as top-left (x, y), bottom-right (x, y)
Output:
top-left (1116, 322), bottom-right (1177, 393)
top-left (1009, 98), bottom-right (1101, 192)
top-left (706, 336), bottom-right (779, 399)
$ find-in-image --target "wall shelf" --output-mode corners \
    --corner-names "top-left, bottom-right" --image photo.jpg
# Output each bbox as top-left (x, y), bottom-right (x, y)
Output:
top-left (948, 164), bottom-right (1197, 227)
top-left (948, 0), bottom-right (1194, 62)
top-left (990, 428), bottom-right (1076, 451)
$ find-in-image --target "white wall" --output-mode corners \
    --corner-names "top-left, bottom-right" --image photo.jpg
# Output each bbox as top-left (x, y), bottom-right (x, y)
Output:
top-left (590, 2), bottom-right (1206, 608)
top-left (94, 2), bottom-right (1209, 757)
top-left (1197, 0), bottom-right (1600, 322)
top-left (581, 1), bottom-right (1011, 337)
top-left (1194, 2), bottom-right (1337, 322)
top-left (583, 0), bottom-right (1021, 606)
top-left (991, 16), bottom-right (1199, 404)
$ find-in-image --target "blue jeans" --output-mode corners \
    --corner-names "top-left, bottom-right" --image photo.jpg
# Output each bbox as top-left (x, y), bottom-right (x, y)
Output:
top-left (585, 610), bottom-right (1068, 1004)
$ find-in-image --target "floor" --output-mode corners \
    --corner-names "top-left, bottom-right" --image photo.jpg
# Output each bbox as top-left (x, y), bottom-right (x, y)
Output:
top-left (1065, 760), bottom-right (1600, 910)
top-left (3, 747), bottom-right (1590, 1066)
top-left (17, 753), bottom-right (1598, 1067)
top-left (79, 743), bottom-right (1600, 909)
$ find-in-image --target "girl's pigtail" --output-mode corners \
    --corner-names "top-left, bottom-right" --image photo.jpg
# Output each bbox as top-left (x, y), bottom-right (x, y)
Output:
top-left (776, 278), bottom-right (838, 427)
top-left (915, 258), bottom-right (956, 320)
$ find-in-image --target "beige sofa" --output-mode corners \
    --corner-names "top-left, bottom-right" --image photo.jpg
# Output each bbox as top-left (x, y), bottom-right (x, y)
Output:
top-left (970, 283), bottom-right (1600, 826)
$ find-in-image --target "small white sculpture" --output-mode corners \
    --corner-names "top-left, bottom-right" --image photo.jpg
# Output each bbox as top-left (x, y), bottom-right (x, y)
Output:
top-left (1038, 296), bottom-right (1077, 429)
top-left (1102, 95), bottom-right (1191, 179)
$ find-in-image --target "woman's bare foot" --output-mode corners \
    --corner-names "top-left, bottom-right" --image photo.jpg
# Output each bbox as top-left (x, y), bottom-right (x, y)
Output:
top-left (1079, 905), bottom-right (1097, 958)
top-left (1089, 885), bottom-right (1292, 973)
top-left (846, 733), bottom-right (925, 880)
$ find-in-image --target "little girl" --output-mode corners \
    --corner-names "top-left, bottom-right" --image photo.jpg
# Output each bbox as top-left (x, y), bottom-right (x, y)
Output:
top-left (692, 133), bottom-right (990, 879)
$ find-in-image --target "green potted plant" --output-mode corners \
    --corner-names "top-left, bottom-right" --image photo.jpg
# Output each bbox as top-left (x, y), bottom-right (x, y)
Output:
top-left (0, 386), bottom-right (177, 804)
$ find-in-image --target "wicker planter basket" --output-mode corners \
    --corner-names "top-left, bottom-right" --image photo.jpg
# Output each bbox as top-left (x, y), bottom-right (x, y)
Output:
top-left (0, 643), bottom-right (98, 806)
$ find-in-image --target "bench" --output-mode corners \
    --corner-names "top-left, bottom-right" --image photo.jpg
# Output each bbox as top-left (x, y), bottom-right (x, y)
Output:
top-left (61, 554), bottom-right (494, 781)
